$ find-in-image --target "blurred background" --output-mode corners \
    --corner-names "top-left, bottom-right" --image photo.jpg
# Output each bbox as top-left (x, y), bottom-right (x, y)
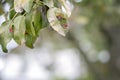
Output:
top-left (0, 0), bottom-right (120, 80)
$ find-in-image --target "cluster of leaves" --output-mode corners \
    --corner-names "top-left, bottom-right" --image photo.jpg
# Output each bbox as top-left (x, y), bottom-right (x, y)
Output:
top-left (0, 0), bottom-right (72, 52)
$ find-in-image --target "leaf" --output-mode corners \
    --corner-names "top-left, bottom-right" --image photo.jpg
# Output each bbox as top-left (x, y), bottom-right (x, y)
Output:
top-left (43, 0), bottom-right (54, 8)
top-left (25, 13), bottom-right (37, 48)
top-left (0, 21), bottom-right (12, 53)
top-left (32, 7), bottom-right (42, 36)
top-left (13, 15), bottom-right (26, 44)
top-left (0, 21), bottom-right (12, 34)
top-left (14, 0), bottom-right (24, 13)
top-left (0, 6), bottom-right (4, 15)
top-left (41, 5), bottom-right (49, 28)
top-left (47, 7), bottom-right (68, 36)
top-left (25, 7), bottom-right (43, 48)
top-left (9, 9), bottom-right (16, 19)
top-left (25, 34), bottom-right (37, 48)
top-left (58, 0), bottom-right (73, 17)
top-left (14, 0), bottom-right (34, 13)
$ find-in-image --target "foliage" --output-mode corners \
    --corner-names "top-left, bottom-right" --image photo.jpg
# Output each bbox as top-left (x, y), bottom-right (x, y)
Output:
top-left (72, 0), bottom-right (120, 80)
top-left (0, 0), bottom-right (72, 52)
top-left (73, 0), bottom-right (118, 51)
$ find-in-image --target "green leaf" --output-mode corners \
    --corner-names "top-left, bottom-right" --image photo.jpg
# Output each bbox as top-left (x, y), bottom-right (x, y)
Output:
top-left (32, 7), bottom-right (42, 36)
top-left (13, 15), bottom-right (26, 44)
top-left (25, 34), bottom-right (37, 48)
top-left (0, 21), bottom-right (12, 34)
top-left (25, 8), bottom-right (42, 48)
top-left (0, 6), bottom-right (4, 15)
top-left (0, 21), bottom-right (12, 53)
top-left (9, 9), bottom-right (16, 19)
top-left (25, 13), bottom-right (37, 48)
top-left (25, 13), bottom-right (36, 36)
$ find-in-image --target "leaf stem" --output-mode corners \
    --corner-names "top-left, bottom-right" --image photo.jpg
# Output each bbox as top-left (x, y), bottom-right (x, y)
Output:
top-left (11, 13), bottom-right (18, 21)
top-left (9, 12), bottom-right (18, 25)
top-left (8, 8), bottom-right (14, 13)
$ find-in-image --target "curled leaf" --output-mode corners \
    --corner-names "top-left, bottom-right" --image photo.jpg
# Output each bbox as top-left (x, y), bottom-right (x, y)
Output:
top-left (58, 0), bottom-right (73, 17)
top-left (47, 7), bottom-right (68, 36)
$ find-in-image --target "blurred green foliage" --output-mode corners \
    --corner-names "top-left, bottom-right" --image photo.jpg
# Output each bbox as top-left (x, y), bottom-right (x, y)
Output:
top-left (70, 0), bottom-right (120, 80)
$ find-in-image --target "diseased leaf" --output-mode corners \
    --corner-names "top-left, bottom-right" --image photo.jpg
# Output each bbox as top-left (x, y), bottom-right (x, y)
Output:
top-left (47, 7), bottom-right (68, 36)
top-left (0, 0), bottom-right (72, 52)
top-left (58, 0), bottom-right (73, 17)
top-left (0, 21), bottom-right (12, 53)
top-left (13, 15), bottom-right (26, 44)
top-left (32, 7), bottom-right (42, 36)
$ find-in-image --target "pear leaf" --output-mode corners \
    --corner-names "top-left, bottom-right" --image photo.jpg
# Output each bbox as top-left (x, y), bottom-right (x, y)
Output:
top-left (25, 13), bottom-right (36, 36)
top-left (47, 7), bottom-right (68, 36)
top-left (14, 0), bottom-right (34, 13)
top-left (13, 15), bottom-right (26, 44)
top-left (43, 0), bottom-right (54, 8)
top-left (0, 21), bottom-right (12, 53)
top-left (25, 13), bottom-right (36, 48)
top-left (25, 34), bottom-right (37, 48)
top-left (23, 0), bottom-right (34, 12)
top-left (25, 7), bottom-right (43, 48)
top-left (32, 7), bottom-right (42, 36)
top-left (58, 0), bottom-right (73, 17)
